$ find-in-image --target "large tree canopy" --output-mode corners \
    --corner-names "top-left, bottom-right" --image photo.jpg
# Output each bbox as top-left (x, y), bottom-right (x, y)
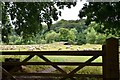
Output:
top-left (1, 2), bottom-right (76, 43)
top-left (79, 2), bottom-right (120, 37)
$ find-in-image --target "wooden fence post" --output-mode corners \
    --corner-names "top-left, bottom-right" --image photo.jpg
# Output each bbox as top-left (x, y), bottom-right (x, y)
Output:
top-left (102, 45), bottom-right (106, 80)
top-left (103, 37), bottom-right (119, 80)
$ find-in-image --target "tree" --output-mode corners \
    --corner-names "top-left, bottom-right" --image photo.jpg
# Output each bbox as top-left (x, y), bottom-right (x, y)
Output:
top-left (2, 2), bottom-right (76, 43)
top-left (79, 2), bottom-right (120, 37)
top-left (59, 28), bottom-right (70, 41)
top-left (45, 30), bottom-right (59, 43)
top-left (84, 22), bottom-right (107, 44)
top-left (1, 3), bottom-right (12, 44)
top-left (95, 33), bottom-right (106, 44)
top-left (70, 28), bottom-right (78, 36)
top-left (8, 35), bottom-right (22, 45)
top-left (68, 29), bottom-right (76, 44)
top-left (51, 19), bottom-right (87, 33)
top-left (76, 32), bottom-right (86, 45)
top-left (85, 27), bottom-right (97, 44)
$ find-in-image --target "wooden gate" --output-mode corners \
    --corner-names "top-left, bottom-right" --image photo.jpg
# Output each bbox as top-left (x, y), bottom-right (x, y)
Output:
top-left (0, 38), bottom-right (119, 80)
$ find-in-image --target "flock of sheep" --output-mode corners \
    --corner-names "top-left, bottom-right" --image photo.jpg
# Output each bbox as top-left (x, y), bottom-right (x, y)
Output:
top-left (1, 43), bottom-right (101, 51)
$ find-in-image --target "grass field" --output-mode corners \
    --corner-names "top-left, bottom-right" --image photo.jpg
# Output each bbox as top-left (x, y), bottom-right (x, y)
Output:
top-left (0, 43), bottom-right (102, 63)
top-left (0, 43), bottom-right (102, 73)
top-left (0, 42), bottom-right (102, 51)
top-left (1, 43), bottom-right (119, 80)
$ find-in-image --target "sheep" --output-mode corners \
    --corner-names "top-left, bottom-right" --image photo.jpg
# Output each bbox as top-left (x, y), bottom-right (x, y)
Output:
top-left (70, 48), bottom-right (74, 50)
top-left (93, 47), bottom-right (97, 50)
top-left (53, 45), bottom-right (56, 48)
top-left (28, 46), bottom-right (34, 51)
top-left (78, 46), bottom-right (81, 49)
top-left (66, 45), bottom-right (71, 49)
top-left (83, 48), bottom-right (90, 51)
top-left (18, 48), bottom-right (20, 51)
top-left (77, 48), bottom-right (80, 51)
top-left (42, 46), bottom-right (47, 50)
top-left (58, 47), bottom-right (62, 51)
top-left (76, 46), bottom-right (81, 51)
top-left (12, 46), bottom-right (16, 50)
top-left (35, 47), bottom-right (41, 50)
top-left (10, 46), bottom-right (15, 50)
top-left (98, 48), bottom-right (101, 50)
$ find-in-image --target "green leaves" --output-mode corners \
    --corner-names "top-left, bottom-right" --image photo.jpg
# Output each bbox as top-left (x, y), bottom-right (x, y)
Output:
top-left (79, 2), bottom-right (120, 36)
top-left (2, 2), bottom-right (76, 43)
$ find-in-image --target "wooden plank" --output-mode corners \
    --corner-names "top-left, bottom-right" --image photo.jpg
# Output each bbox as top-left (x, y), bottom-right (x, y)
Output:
top-left (0, 66), bottom-right (16, 80)
top-left (68, 55), bottom-right (99, 74)
top-left (11, 73), bottom-right (103, 78)
top-left (60, 55), bottom-right (100, 80)
top-left (2, 62), bottom-right (103, 66)
top-left (22, 55), bottom-right (35, 62)
top-left (9, 55), bottom-right (35, 72)
top-left (102, 45), bottom-right (106, 80)
top-left (103, 38), bottom-right (119, 80)
top-left (37, 55), bottom-right (66, 74)
top-left (37, 55), bottom-right (76, 80)
top-left (1, 51), bottom-right (103, 56)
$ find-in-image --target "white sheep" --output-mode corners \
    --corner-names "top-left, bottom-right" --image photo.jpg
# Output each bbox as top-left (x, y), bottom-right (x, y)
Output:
top-left (66, 45), bottom-right (71, 49)
top-left (77, 48), bottom-right (80, 51)
top-left (58, 47), bottom-right (62, 51)
top-left (93, 47), bottom-right (97, 50)
top-left (83, 48), bottom-right (90, 51)
top-left (28, 46), bottom-right (34, 51)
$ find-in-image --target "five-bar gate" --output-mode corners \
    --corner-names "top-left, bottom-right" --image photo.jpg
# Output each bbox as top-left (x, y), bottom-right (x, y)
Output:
top-left (0, 38), bottom-right (119, 80)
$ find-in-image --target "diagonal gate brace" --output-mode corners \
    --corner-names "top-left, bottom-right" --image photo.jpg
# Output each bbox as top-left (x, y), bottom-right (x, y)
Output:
top-left (37, 55), bottom-right (76, 80)
top-left (9, 55), bottom-right (35, 72)
top-left (60, 55), bottom-right (99, 80)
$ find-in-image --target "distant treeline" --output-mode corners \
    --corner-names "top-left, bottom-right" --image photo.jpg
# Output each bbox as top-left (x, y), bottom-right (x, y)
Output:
top-left (5, 19), bottom-right (117, 45)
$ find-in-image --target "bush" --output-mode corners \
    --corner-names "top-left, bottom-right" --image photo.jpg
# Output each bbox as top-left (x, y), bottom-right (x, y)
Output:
top-left (76, 33), bottom-right (86, 45)
top-left (45, 30), bottom-right (59, 43)
top-left (95, 34), bottom-right (106, 44)
top-left (86, 27), bottom-right (97, 44)
top-left (9, 35), bottom-right (22, 44)
top-left (39, 39), bottom-right (46, 44)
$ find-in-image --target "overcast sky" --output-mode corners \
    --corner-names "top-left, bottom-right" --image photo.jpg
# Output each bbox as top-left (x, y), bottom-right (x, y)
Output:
top-left (58, 0), bottom-right (87, 21)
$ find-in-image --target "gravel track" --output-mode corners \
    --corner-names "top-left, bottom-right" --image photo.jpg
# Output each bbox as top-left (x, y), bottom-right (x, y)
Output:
top-left (15, 67), bottom-right (59, 80)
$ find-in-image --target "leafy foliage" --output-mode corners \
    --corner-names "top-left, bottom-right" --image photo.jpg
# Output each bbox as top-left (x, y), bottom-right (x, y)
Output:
top-left (84, 22), bottom-right (106, 44)
top-left (76, 32), bottom-right (86, 45)
top-left (2, 2), bottom-right (76, 43)
top-left (7, 20), bottom-right (108, 45)
top-left (45, 30), bottom-right (59, 43)
top-left (51, 19), bottom-right (87, 32)
top-left (79, 2), bottom-right (120, 36)
top-left (1, 3), bottom-right (12, 44)
top-left (59, 28), bottom-right (70, 41)
top-left (85, 27), bottom-right (97, 44)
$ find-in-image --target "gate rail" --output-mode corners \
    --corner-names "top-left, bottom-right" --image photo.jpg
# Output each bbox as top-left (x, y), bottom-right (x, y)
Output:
top-left (0, 37), bottom-right (119, 80)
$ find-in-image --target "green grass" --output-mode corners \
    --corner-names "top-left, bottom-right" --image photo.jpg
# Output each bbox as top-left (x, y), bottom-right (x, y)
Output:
top-left (0, 43), bottom-right (102, 51)
top-left (1, 43), bottom-right (103, 80)
top-left (1, 55), bottom-right (102, 74)
top-left (1, 43), bottom-right (119, 80)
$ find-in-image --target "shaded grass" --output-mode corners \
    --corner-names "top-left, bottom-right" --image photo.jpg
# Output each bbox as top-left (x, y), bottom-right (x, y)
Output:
top-left (0, 43), bottom-right (102, 51)
top-left (1, 43), bottom-right (103, 79)
top-left (1, 43), bottom-right (119, 80)
top-left (1, 55), bottom-right (102, 62)
top-left (1, 55), bottom-right (102, 73)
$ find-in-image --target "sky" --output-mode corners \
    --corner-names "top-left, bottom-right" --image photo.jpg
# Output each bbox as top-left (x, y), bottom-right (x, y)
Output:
top-left (9, 1), bottom-right (87, 25)
top-left (58, 0), bottom-right (87, 21)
